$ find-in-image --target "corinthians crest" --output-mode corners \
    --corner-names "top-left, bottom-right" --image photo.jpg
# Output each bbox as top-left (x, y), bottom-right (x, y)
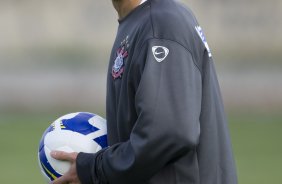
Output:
top-left (112, 35), bottom-right (130, 79)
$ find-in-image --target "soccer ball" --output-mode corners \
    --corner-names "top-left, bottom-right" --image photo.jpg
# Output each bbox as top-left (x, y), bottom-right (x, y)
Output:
top-left (38, 112), bottom-right (108, 182)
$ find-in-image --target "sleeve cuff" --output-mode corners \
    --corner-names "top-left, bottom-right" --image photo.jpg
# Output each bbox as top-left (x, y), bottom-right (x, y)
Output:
top-left (76, 149), bottom-right (107, 184)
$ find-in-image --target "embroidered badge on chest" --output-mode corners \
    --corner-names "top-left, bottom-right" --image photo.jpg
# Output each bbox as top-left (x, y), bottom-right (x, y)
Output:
top-left (112, 36), bottom-right (130, 80)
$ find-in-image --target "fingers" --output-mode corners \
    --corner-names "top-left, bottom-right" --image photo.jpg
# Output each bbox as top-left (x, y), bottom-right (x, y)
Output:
top-left (51, 175), bottom-right (68, 184)
top-left (50, 151), bottom-right (80, 184)
top-left (51, 151), bottom-right (78, 162)
top-left (51, 171), bottom-right (81, 184)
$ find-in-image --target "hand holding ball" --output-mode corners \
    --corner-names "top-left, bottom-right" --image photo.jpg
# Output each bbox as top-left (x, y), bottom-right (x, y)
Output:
top-left (38, 112), bottom-right (108, 182)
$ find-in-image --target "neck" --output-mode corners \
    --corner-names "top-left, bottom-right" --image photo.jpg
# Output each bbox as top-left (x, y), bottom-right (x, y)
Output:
top-left (112, 0), bottom-right (142, 20)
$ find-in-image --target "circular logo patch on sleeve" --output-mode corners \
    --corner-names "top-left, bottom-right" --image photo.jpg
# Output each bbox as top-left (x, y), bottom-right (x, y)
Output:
top-left (152, 46), bottom-right (169, 63)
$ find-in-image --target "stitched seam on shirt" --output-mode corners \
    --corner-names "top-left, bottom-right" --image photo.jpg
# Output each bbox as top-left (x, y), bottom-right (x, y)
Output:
top-left (148, 0), bottom-right (202, 75)
top-left (153, 38), bottom-right (202, 75)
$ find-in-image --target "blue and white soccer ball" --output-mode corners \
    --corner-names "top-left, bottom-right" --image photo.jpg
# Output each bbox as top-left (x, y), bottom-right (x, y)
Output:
top-left (38, 112), bottom-right (108, 182)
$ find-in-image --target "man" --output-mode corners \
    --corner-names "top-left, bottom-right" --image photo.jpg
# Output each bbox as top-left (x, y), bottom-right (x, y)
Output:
top-left (51, 0), bottom-right (237, 183)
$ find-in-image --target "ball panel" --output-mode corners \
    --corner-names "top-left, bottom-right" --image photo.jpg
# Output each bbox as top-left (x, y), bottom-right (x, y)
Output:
top-left (39, 124), bottom-right (55, 151)
top-left (87, 115), bottom-right (108, 149)
top-left (39, 145), bottom-right (62, 181)
top-left (44, 130), bottom-right (72, 150)
top-left (45, 145), bottom-right (72, 175)
top-left (45, 130), bottom-right (101, 153)
top-left (94, 135), bottom-right (108, 151)
top-left (61, 113), bottom-right (99, 135)
top-left (67, 131), bottom-right (101, 153)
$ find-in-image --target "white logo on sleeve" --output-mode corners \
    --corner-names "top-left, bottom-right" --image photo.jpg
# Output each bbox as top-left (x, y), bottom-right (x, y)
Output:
top-left (195, 26), bottom-right (212, 57)
top-left (152, 46), bottom-right (169, 63)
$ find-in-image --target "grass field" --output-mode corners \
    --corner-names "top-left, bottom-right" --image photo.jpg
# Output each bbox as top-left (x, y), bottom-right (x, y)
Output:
top-left (0, 113), bottom-right (281, 183)
top-left (229, 113), bottom-right (282, 184)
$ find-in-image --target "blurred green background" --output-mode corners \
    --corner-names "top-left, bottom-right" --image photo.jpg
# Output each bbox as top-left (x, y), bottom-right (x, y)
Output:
top-left (0, 0), bottom-right (281, 183)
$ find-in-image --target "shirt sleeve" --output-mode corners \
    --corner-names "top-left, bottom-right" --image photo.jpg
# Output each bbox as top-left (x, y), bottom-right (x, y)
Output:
top-left (76, 39), bottom-right (202, 184)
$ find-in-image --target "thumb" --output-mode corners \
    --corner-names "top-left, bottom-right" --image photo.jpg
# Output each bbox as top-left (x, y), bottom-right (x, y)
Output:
top-left (50, 151), bottom-right (77, 162)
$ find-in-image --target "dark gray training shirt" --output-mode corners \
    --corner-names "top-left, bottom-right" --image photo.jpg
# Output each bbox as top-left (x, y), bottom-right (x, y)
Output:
top-left (76, 0), bottom-right (238, 183)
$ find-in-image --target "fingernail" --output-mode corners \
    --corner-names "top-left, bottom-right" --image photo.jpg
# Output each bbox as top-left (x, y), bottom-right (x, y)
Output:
top-left (50, 151), bottom-right (57, 157)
